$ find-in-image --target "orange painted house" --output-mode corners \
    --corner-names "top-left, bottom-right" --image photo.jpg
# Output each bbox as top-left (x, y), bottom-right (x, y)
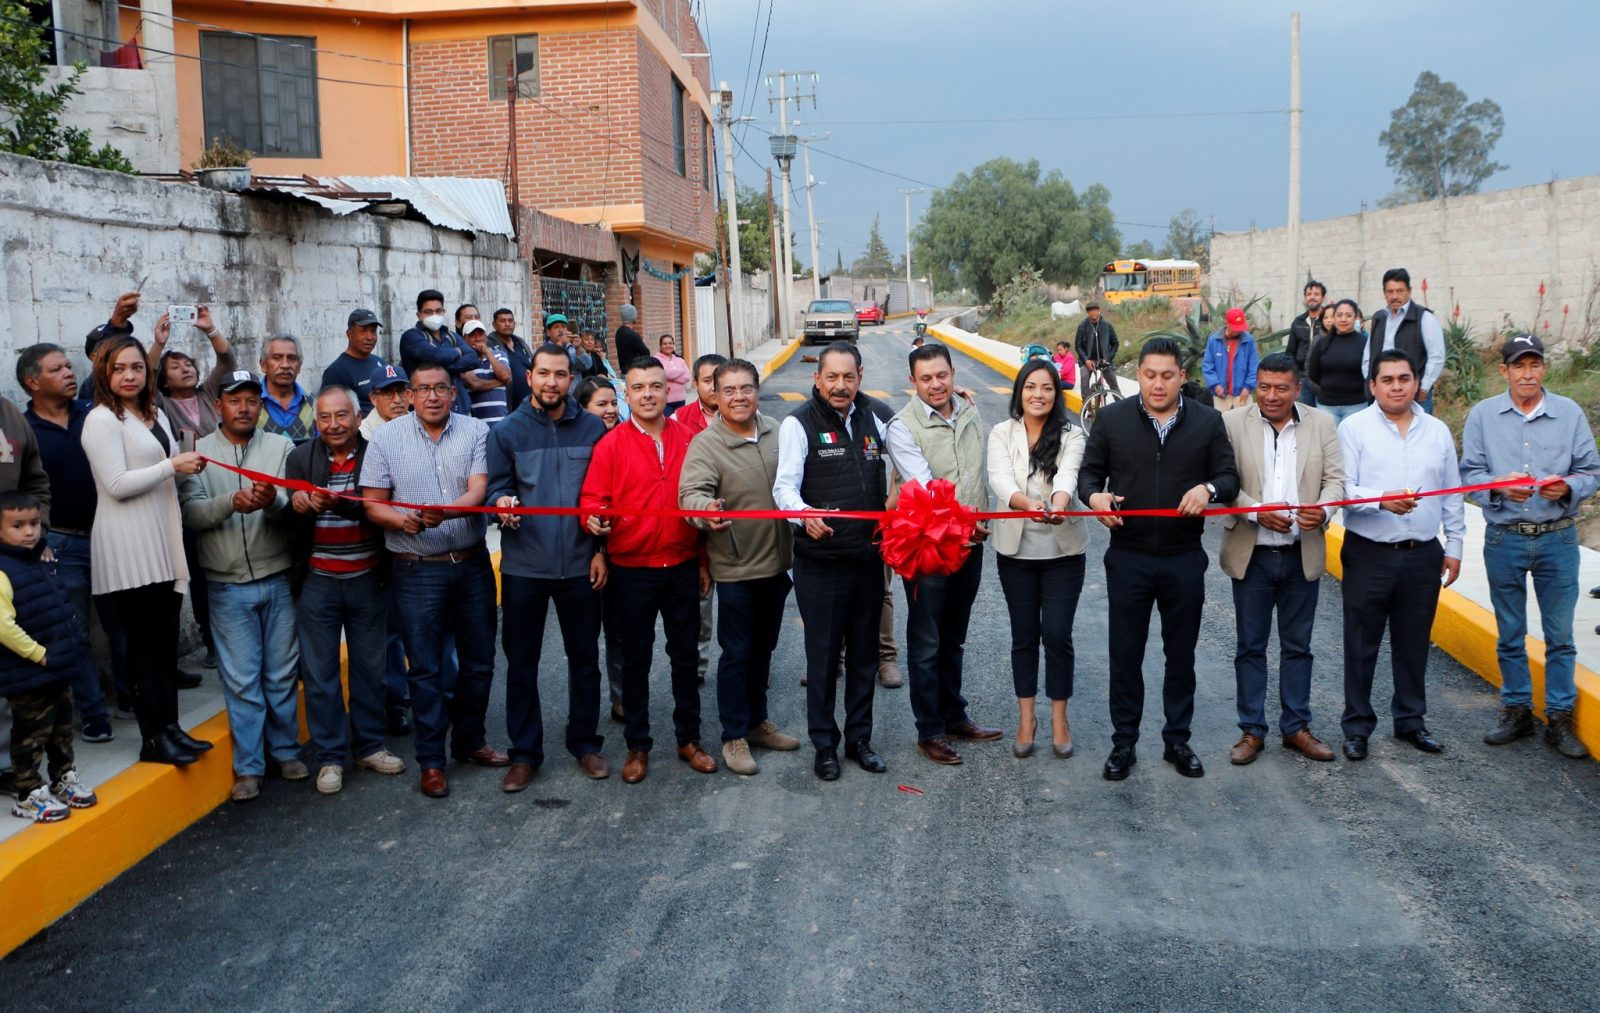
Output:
top-left (125, 0), bottom-right (717, 353)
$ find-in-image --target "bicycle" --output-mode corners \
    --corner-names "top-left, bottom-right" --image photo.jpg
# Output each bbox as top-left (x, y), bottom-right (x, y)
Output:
top-left (1078, 361), bottom-right (1124, 435)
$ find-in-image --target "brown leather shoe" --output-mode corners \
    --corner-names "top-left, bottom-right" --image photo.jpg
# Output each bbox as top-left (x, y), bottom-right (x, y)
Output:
top-left (918, 736), bottom-right (963, 765)
top-left (947, 720), bottom-right (1003, 742)
top-left (1282, 728), bottom-right (1336, 761)
top-left (622, 750), bottom-right (648, 784)
top-left (1229, 734), bottom-right (1265, 765)
top-left (420, 767), bottom-right (449, 798)
top-left (459, 744), bottom-right (511, 768)
top-left (576, 752), bottom-right (610, 780)
top-left (501, 761), bottom-right (536, 792)
top-left (677, 741), bottom-right (719, 773)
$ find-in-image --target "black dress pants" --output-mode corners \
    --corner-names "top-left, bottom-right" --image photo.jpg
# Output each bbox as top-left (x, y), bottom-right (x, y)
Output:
top-left (1104, 546), bottom-right (1207, 749)
top-left (105, 582), bottom-right (182, 739)
top-left (793, 554), bottom-right (881, 751)
top-left (1340, 533), bottom-right (1442, 738)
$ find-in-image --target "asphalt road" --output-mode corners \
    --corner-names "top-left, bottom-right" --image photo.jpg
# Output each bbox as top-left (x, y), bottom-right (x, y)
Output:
top-left (5, 321), bottom-right (1600, 1010)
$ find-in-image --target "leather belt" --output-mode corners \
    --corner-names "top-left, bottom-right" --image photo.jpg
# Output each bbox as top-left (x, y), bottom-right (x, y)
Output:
top-left (391, 547), bottom-right (486, 564)
top-left (1491, 518), bottom-right (1576, 537)
top-left (1349, 532), bottom-right (1435, 551)
top-left (49, 527), bottom-right (91, 538)
top-left (1255, 542), bottom-right (1300, 553)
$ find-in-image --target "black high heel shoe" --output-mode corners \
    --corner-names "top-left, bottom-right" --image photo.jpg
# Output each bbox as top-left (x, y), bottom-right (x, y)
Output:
top-left (140, 735), bottom-right (197, 766)
top-left (166, 724), bottom-right (213, 753)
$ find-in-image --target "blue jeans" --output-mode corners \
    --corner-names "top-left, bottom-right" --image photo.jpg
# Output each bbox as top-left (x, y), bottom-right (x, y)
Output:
top-left (44, 531), bottom-right (108, 725)
top-left (1231, 545), bottom-right (1321, 738)
top-left (501, 573), bottom-right (602, 765)
top-left (715, 572), bottom-right (792, 741)
top-left (903, 545), bottom-right (982, 740)
top-left (1317, 400), bottom-right (1365, 426)
top-left (385, 585), bottom-right (456, 708)
top-left (392, 552), bottom-right (497, 769)
top-left (209, 574), bottom-right (302, 776)
top-left (299, 570), bottom-right (390, 766)
top-left (1484, 524), bottom-right (1580, 711)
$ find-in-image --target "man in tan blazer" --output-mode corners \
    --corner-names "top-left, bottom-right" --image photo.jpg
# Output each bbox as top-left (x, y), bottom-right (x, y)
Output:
top-left (1220, 352), bottom-right (1346, 765)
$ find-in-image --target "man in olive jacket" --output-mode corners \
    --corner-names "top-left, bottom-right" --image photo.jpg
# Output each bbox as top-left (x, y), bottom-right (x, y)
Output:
top-left (678, 358), bottom-right (801, 775)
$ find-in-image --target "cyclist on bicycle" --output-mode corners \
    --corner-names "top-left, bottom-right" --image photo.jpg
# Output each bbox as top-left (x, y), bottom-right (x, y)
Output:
top-left (1074, 302), bottom-right (1119, 392)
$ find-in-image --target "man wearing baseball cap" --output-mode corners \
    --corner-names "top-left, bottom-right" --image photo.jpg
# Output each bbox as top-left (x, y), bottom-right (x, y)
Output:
top-left (1202, 307), bottom-right (1259, 411)
top-left (1461, 333), bottom-right (1600, 759)
top-left (321, 309), bottom-right (388, 415)
top-left (177, 369), bottom-right (301, 801)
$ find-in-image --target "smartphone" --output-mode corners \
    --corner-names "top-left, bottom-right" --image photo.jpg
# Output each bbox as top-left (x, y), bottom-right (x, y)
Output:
top-left (168, 304), bottom-right (198, 325)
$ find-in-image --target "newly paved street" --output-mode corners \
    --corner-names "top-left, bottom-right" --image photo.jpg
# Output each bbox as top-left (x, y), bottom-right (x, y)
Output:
top-left (4, 324), bottom-right (1600, 1009)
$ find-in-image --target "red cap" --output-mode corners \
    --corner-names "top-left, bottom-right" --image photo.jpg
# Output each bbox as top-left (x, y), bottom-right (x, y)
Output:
top-left (1224, 307), bottom-right (1248, 331)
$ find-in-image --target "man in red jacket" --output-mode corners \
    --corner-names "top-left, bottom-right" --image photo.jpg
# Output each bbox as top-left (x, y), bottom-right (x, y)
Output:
top-left (580, 355), bottom-right (716, 784)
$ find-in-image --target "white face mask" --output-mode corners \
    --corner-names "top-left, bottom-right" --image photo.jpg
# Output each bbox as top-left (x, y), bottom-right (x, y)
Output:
top-left (422, 314), bottom-right (445, 331)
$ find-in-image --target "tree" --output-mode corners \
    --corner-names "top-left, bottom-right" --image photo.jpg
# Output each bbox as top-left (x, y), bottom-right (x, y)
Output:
top-left (835, 248), bottom-right (843, 273)
top-left (911, 157), bottom-right (1120, 301)
top-left (0, 2), bottom-right (134, 171)
top-left (851, 215), bottom-right (895, 276)
top-left (1165, 209), bottom-right (1209, 269)
top-left (1125, 239), bottom-right (1158, 259)
top-left (1379, 71), bottom-right (1506, 204)
top-left (719, 184), bottom-right (795, 275)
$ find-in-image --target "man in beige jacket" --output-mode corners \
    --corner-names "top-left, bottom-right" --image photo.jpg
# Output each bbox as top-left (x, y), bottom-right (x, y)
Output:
top-left (678, 358), bottom-right (801, 775)
top-left (1220, 352), bottom-right (1345, 765)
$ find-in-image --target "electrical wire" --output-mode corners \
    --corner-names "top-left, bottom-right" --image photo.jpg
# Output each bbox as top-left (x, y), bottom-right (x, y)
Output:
top-left (808, 109), bottom-right (1289, 126)
top-left (739, 0), bottom-right (774, 139)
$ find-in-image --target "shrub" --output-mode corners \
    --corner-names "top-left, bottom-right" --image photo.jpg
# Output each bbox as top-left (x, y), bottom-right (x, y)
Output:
top-left (0, 1), bottom-right (135, 172)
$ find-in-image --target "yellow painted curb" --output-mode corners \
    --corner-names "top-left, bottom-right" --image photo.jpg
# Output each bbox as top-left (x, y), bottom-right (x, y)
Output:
top-left (0, 553), bottom-right (507, 958)
top-left (760, 337), bottom-right (802, 380)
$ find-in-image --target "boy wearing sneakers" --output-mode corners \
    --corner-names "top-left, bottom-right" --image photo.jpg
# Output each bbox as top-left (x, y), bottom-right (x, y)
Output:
top-left (0, 491), bottom-right (97, 821)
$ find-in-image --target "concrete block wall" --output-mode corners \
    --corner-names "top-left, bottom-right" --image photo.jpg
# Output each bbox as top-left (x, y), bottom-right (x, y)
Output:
top-left (0, 151), bottom-right (528, 401)
top-left (1210, 176), bottom-right (1600, 340)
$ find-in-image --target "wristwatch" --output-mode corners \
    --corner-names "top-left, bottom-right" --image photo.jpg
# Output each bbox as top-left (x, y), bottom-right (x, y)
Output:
top-left (1205, 482), bottom-right (1218, 500)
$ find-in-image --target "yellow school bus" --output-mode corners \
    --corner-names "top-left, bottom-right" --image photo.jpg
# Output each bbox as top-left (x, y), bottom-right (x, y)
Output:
top-left (1096, 258), bottom-right (1202, 304)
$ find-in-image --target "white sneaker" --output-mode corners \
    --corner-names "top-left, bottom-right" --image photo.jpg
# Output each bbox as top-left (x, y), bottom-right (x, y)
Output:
top-left (316, 765), bottom-right (344, 795)
top-left (355, 749), bottom-right (405, 775)
top-left (12, 786), bottom-right (69, 823)
top-left (51, 770), bottom-right (98, 808)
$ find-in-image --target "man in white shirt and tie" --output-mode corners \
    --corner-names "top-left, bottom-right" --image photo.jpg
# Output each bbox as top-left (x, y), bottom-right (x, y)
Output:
top-left (1337, 348), bottom-right (1466, 761)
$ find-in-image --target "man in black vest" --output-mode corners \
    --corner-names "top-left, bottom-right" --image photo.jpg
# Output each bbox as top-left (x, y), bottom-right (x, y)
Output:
top-left (1367, 268), bottom-right (1445, 414)
top-left (1286, 279), bottom-right (1325, 406)
top-left (1078, 337), bottom-right (1240, 782)
top-left (773, 343), bottom-right (895, 781)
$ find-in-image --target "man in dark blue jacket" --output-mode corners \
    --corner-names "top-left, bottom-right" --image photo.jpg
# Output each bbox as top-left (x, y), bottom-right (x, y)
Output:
top-left (486, 343), bottom-right (610, 790)
top-left (399, 288), bottom-right (481, 417)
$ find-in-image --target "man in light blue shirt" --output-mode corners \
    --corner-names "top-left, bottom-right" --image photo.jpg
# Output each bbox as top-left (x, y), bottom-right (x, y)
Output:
top-left (1336, 348), bottom-right (1466, 761)
top-left (1460, 333), bottom-right (1598, 758)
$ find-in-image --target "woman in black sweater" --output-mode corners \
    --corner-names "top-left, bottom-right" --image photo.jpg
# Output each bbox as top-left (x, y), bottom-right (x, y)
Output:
top-left (1307, 298), bottom-right (1369, 426)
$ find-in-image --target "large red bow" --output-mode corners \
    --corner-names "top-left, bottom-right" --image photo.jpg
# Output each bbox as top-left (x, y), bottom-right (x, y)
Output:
top-left (880, 479), bottom-right (977, 580)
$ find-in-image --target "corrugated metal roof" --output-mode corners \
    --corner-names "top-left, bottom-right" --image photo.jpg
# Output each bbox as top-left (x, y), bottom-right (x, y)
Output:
top-left (326, 176), bottom-right (514, 237)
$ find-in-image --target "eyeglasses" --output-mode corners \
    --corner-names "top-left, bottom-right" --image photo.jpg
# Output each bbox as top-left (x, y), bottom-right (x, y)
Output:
top-left (410, 383), bottom-right (453, 397)
top-left (718, 385), bottom-right (757, 397)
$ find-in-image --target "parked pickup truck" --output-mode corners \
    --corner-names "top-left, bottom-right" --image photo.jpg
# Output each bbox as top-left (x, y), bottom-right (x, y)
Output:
top-left (802, 299), bottom-right (860, 345)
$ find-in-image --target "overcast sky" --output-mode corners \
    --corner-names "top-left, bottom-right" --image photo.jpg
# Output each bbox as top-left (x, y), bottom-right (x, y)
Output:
top-left (699, 0), bottom-right (1600, 268)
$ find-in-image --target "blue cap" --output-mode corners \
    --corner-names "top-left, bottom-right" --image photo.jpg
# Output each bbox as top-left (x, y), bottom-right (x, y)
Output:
top-left (370, 362), bottom-right (407, 390)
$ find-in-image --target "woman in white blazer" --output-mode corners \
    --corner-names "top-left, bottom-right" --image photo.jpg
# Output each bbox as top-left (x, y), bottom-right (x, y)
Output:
top-left (83, 335), bottom-right (210, 766)
top-left (986, 359), bottom-right (1088, 759)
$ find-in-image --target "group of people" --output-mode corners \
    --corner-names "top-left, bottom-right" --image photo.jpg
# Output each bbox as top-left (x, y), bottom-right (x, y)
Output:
top-left (2, 270), bottom-right (1594, 822)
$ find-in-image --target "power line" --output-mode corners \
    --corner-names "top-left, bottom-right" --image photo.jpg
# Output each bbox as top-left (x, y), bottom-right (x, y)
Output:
top-left (738, 0), bottom-right (775, 139)
top-left (114, 2), bottom-right (409, 71)
top-left (811, 109), bottom-right (1289, 127)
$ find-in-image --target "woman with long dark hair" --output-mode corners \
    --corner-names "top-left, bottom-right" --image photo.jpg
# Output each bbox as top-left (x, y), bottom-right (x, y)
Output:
top-left (986, 359), bottom-right (1088, 758)
top-left (1306, 298), bottom-right (1370, 426)
top-left (81, 336), bottom-right (211, 765)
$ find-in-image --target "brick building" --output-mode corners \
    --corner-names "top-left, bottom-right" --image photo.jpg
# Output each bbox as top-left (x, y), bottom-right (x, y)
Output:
top-left (46, 0), bottom-right (717, 359)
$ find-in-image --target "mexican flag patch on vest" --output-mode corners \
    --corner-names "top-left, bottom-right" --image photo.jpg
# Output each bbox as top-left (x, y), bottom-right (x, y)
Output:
top-left (818, 431), bottom-right (840, 445)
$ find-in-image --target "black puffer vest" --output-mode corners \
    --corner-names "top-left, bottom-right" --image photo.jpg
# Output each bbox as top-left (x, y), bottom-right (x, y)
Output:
top-left (790, 390), bottom-right (890, 561)
top-left (0, 542), bottom-right (84, 695)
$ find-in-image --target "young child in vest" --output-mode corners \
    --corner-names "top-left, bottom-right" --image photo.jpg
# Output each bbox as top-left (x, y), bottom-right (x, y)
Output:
top-left (0, 492), bottom-right (98, 822)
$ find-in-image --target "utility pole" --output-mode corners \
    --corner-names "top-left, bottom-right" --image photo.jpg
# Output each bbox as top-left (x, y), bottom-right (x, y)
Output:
top-left (766, 169), bottom-right (784, 343)
top-left (713, 82), bottom-right (745, 356)
top-left (506, 59), bottom-right (520, 242)
top-left (900, 187), bottom-right (926, 313)
top-left (800, 134), bottom-right (828, 301)
top-left (768, 71), bottom-right (816, 337)
top-left (1286, 12), bottom-right (1302, 323)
